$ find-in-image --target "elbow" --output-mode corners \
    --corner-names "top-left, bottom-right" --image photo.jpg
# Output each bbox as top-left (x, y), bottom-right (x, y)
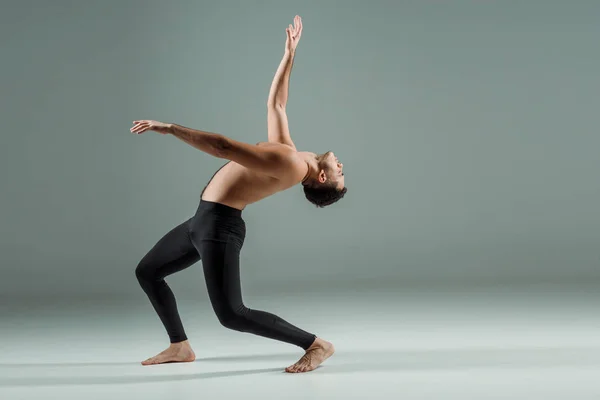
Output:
top-left (211, 135), bottom-right (232, 159)
top-left (267, 102), bottom-right (286, 111)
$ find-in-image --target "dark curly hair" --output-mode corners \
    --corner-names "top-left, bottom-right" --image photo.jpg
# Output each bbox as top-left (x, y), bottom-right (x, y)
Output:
top-left (302, 184), bottom-right (348, 208)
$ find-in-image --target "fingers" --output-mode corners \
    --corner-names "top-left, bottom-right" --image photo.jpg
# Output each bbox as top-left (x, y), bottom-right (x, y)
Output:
top-left (130, 121), bottom-right (149, 134)
top-left (130, 126), bottom-right (145, 134)
top-left (293, 15), bottom-right (302, 38)
top-left (285, 16), bottom-right (302, 42)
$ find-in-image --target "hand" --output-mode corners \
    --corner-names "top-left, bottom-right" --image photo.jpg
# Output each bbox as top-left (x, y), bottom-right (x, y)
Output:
top-left (285, 15), bottom-right (303, 52)
top-left (130, 120), bottom-right (172, 135)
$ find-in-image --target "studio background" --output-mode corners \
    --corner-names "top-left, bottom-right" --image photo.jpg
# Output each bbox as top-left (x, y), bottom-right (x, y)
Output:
top-left (2, 0), bottom-right (599, 303)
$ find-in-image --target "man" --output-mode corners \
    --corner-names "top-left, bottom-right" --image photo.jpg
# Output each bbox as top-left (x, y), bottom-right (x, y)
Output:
top-left (131, 15), bottom-right (345, 374)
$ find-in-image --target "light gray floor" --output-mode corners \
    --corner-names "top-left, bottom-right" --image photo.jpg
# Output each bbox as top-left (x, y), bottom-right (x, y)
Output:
top-left (2, 283), bottom-right (600, 399)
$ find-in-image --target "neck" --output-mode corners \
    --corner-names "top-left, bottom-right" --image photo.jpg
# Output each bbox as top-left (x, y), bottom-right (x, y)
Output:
top-left (299, 152), bottom-right (320, 184)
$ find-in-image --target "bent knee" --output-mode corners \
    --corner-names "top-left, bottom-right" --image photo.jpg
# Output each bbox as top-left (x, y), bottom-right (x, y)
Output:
top-left (135, 260), bottom-right (155, 283)
top-left (215, 308), bottom-right (249, 331)
top-left (219, 316), bottom-right (246, 332)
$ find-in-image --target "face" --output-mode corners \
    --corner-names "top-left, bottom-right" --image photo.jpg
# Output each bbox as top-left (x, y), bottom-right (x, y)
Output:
top-left (318, 151), bottom-right (345, 190)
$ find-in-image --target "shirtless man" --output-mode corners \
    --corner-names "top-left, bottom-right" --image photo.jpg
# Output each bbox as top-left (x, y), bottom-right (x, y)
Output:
top-left (131, 16), bottom-right (346, 373)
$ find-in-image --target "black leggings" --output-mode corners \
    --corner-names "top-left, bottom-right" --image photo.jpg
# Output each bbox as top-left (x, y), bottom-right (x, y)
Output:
top-left (135, 200), bottom-right (317, 350)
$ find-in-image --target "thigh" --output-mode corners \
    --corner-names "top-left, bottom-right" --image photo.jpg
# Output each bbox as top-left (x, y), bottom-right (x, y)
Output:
top-left (137, 218), bottom-right (201, 279)
top-left (198, 238), bottom-right (244, 314)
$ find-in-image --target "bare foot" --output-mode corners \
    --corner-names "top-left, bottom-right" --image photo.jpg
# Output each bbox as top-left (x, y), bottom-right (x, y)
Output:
top-left (141, 340), bottom-right (196, 366)
top-left (285, 337), bottom-right (335, 373)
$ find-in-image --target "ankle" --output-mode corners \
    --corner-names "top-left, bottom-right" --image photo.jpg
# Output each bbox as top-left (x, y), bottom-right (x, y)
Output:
top-left (307, 337), bottom-right (326, 351)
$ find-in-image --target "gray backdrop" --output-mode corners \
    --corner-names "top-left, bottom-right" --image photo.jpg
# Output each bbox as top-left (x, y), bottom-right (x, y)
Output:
top-left (2, 0), bottom-right (599, 300)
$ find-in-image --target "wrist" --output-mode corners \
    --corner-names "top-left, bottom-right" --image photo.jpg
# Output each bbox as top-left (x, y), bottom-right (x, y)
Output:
top-left (165, 123), bottom-right (175, 135)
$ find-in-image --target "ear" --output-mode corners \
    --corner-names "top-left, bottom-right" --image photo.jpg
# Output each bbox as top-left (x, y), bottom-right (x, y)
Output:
top-left (318, 169), bottom-right (327, 184)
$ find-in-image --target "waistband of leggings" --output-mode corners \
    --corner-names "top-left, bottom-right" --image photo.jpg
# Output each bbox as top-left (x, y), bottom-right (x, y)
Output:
top-left (197, 200), bottom-right (243, 218)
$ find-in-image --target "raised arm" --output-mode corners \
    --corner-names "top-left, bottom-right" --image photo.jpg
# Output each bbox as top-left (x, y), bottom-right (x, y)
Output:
top-left (266, 15), bottom-right (303, 150)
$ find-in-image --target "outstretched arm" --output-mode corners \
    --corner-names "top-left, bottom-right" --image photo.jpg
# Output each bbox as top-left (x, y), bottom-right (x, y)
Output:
top-left (130, 120), bottom-right (300, 179)
top-left (266, 15), bottom-right (303, 150)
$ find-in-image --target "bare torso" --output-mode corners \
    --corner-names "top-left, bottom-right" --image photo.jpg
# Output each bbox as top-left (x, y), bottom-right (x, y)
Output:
top-left (201, 142), bottom-right (307, 210)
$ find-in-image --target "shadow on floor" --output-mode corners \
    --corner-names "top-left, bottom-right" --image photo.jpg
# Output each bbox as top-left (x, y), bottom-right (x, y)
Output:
top-left (0, 367), bottom-right (284, 387)
top-left (1, 346), bottom-right (600, 386)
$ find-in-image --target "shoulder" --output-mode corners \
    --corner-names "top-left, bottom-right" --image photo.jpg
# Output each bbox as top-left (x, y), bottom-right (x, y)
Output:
top-left (256, 141), bottom-right (294, 150)
top-left (260, 143), bottom-right (306, 180)
top-left (255, 142), bottom-right (297, 157)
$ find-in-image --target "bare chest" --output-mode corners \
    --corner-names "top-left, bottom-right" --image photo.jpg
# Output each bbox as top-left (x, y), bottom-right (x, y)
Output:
top-left (200, 143), bottom-right (295, 208)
